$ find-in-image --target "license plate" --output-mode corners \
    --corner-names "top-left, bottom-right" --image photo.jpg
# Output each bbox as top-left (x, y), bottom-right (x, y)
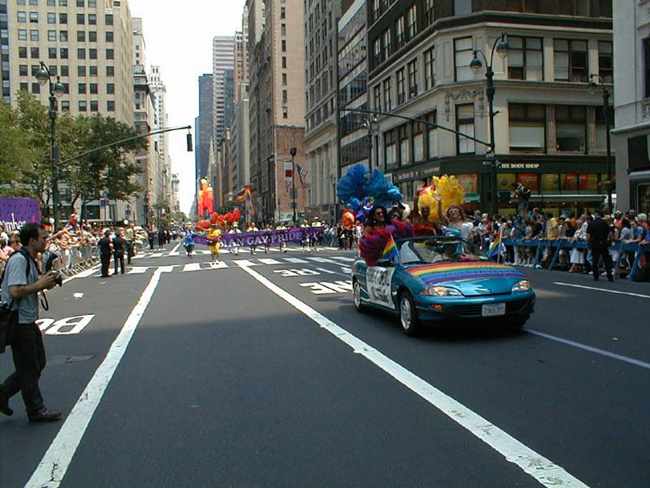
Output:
top-left (482, 303), bottom-right (506, 317)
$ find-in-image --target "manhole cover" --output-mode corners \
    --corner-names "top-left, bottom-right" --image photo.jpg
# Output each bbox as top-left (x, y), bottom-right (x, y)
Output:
top-left (64, 355), bottom-right (94, 363)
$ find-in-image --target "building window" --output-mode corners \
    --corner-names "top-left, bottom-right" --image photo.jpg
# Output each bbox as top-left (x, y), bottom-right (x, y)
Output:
top-left (396, 16), bottom-right (405, 48)
top-left (384, 130), bottom-right (397, 169)
top-left (77, 31), bottom-right (85, 41)
top-left (407, 60), bottom-right (418, 98)
top-left (281, 23), bottom-right (286, 35)
top-left (89, 48), bottom-right (97, 59)
top-left (29, 11), bottom-right (38, 23)
top-left (456, 103), bottom-right (475, 154)
top-left (59, 13), bottom-right (67, 24)
top-left (396, 68), bottom-right (405, 105)
top-left (383, 77), bottom-right (392, 111)
top-left (425, 0), bottom-right (435, 24)
top-left (105, 14), bottom-right (113, 25)
top-left (399, 125), bottom-right (410, 166)
top-left (424, 47), bottom-right (435, 89)
top-left (77, 48), bottom-right (86, 59)
top-left (508, 36), bottom-right (543, 81)
top-left (30, 29), bottom-right (39, 41)
top-left (554, 39), bottom-right (588, 82)
top-left (90, 100), bottom-right (98, 112)
top-left (107, 100), bottom-right (115, 111)
top-left (509, 104), bottom-right (546, 152)
top-left (555, 105), bottom-right (586, 153)
top-left (427, 111), bottom-right (438, 158)
top-left (61, 65), bottom-right (69, 76)
top-left (598, 41), bottom-right (613, 84)
top-left (280, 7), bottom-right (285, 19)
top-left (106, 65), bottom-right (114, 76)
top-left (30, 47), bottom-right (39, 58)
top-left (281, 40), bottom-right (286, 52)
top-left (373, 85), bottom-right (382, 112)
top-left (48, 30), bottom-right (56, 41)
top-left (79, 100), bottom-right (87, 111)
top-left (106, 83), bottom-right (114, 94)
top-left (19, 47), bottom-right (28, 58)
top-left (88, 13), bottom-right (96, 25)
top-left (89, 65), bottom-right (97, 76)
top-left (76, 0), bottom-right (84, 6)
top-left (106, 49), bottom-right (114, 60)
top-left (454, 0), bottom-right (471, 15)
top-left (60, 30), bottom-right (68, 41)
top-left (282, 106), bottom-right (288, 118)
top-left (89, 31), bottom-right (97, 42)
top-left (31, 83), bottom-right (41, 94)
top-left (47, 12), bottom-right (55, 24)
top-left (18, 29), bottom-right (27, 40)
top-left (454, 37), bottom-right (474, 82)
top-left (373, 38), bottom-right (381, 66)
top-left (76, 13), bottom-right (85, 24)
top-left (60, 48), bottom-right (68, 58)
top-left (78, 83), bottom-right (86, 94)
top-left (413, 123), bottom-right (424, 162)
top-left (282, 90), bottom-right (287, 103)
top-left (406, 4), bottom-right (417, 40)
top-left (89, 83), bottom-right (97, 94)
top-left (382, 28), bottom-right (391, 60)
top-left (48, 47), bottom-right (57, 59)
top-left (559, 0), bottom-right (591, 16)
top-left (17, 11), bottom-right (26, 23)
top-left (78, 65), bottom-right (86, 76)
top-left (19, 65), bottom-right (28, 76)
top-left (282, 73), bottom-right (287, 85)
top-left (282, 56), bottom-right (287, 68)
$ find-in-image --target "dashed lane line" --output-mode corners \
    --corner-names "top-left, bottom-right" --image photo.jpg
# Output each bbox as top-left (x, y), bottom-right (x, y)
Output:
top-left (554, 282), bottom-right (650, 299)
top-left (239, 265), bottom-right (589, 488)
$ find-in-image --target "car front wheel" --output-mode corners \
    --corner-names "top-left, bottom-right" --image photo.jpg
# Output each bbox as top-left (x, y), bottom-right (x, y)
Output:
top-left (353, 280), bottom-right (365, 313)
top-left (399, 292), bottom-right (421, 336)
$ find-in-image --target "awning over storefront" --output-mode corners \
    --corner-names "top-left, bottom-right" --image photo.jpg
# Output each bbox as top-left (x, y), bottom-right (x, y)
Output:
top-left (628, 170), bottom-right (650, 181)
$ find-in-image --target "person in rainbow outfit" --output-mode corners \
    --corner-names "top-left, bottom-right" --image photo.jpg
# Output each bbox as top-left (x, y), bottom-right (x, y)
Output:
top-left (208, 223), bottom-right (221, 263)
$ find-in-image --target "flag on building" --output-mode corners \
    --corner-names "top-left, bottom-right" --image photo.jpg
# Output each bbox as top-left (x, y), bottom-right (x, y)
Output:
top-left (285, 161), bottom-right (293, 192)
top-left (297, 163), bottom-right (309, 187)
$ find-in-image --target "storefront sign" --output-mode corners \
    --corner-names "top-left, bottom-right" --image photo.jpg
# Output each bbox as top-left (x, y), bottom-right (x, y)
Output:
top-left (393, 164), bottom-right (441, 182)
top-left (499, 163), bottom-right (540, 170)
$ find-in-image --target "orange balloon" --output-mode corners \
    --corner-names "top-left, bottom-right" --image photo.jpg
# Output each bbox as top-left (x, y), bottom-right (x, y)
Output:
top-left (342, 210), bottom-right (355, 230)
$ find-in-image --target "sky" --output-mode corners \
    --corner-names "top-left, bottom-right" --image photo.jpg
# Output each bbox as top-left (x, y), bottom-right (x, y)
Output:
top-left (128, 0), bottom-right (247, 214)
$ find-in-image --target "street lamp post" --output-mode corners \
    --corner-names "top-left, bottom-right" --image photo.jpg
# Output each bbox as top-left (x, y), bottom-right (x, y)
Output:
top-left (470, 33), bottom-right (509, 216)
top-left (35, 61), bottom-right (65, 230)
top-left (290, 147), bottom-right (297, 225)
top-left (588, 73), bottom-right (614, 212)
top-left (362, 115), bottom-right (379, 169)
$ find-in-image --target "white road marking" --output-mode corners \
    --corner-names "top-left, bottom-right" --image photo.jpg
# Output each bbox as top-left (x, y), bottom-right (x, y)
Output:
top-left (182, 263), bottom-right (202, 272)
top-left (257, 258), bottom-right (282, 265)
top-left (340, 266), bottom-right (352, 274)
top-left (240, 265), bottom-right (589, 488)
top-left (150, 252), bottom-right (164, 258)
top-left (63, 264), bottom-right (100, 282)
top-left (73, 293), bottom-right (84, 299)
top-left (233, 259), bottom-right (259, 267)
top-left (330, 256), bottom-right (356, 262)
top-left (207, 261), bottom-right (228, 269)
top-left (306, 256), bottom-right (337, 263)
top-left (26, 269), bottom-right (164, 488)
top-left (169, 242), bottom-right (181, 256)
top-left (525, 329), bottom-right (650, 370)
top-left (554, 282), bottom-right (650, 299)
top-left (283, 257), bottom-right (309, 264)
top-left (315, 267), bottom-right (336, 274)
top-left (128, 267), bottom-right (148, 274)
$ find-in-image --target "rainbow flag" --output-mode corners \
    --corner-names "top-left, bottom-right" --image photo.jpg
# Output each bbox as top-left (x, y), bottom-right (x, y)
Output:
top-left (486, 229), bottom-right (504, 259)
top-left (382, 234), bottom-right (398, 260)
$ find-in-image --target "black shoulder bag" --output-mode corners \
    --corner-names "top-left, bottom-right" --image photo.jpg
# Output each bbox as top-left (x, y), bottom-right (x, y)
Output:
top-left (0, 250), bottom-right (32, 353)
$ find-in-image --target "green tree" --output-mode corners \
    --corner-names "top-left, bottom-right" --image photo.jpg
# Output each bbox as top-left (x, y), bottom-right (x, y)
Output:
top-left (62, 114), bottom-right (147, 220)
top-left (0, 99), bottom-right (38, 194)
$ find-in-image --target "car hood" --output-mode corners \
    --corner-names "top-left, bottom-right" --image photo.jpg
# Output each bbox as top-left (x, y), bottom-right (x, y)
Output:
top-left (405, 261), bottom-right (527, 296)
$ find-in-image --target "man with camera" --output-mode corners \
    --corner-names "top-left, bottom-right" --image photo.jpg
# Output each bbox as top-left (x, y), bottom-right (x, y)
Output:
top-left (0, 223), bottom-right (61, 422)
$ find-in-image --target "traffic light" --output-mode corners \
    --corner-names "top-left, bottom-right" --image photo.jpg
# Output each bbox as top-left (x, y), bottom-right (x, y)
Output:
top-left (186, 132), bottom-right (193, 152)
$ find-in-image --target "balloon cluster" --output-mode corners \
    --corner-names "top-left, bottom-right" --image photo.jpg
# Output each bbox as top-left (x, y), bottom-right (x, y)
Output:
top-left (195, 209), bottom-right (242, 231)
top-left (197, 178), bottom-right (214, 219)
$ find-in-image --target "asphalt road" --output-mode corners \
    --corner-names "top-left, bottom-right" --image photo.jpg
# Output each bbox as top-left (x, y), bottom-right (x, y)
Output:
top-left (1, 241), bottom-right (648, 487)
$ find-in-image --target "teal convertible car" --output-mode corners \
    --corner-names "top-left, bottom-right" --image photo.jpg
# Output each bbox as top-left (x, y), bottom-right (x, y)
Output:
top-left (351, 236), bottom-right (535, 336)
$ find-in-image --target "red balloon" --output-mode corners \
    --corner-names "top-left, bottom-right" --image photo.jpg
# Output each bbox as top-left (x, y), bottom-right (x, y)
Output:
top-left (342, 210), bottom-right (355, 230)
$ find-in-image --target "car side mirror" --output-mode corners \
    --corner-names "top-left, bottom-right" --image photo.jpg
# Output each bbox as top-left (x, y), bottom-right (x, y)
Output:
top-left (376, 258), bottom-right (394, 268)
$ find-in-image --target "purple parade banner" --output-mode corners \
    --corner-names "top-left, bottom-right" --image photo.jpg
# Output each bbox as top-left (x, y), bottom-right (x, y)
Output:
top-left (194, 227), bottom-right (324, 248)
top-left (0, 197), bottom-right (41, 232)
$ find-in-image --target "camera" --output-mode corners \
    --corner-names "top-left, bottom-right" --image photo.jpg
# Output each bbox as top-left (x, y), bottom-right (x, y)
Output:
top-left (45, 253), bottom-right (63, 287)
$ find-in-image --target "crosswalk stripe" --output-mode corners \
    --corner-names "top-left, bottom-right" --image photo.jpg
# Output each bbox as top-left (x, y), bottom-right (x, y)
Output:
top-left (233, 259), bottom-right (259, 267)
top-left (128, 267), bottom-right (148, 274)
top-left (330, 256), bottom-right (356, 262)
top-left (315, 267), bottom-right (336, 274)
top-left (306, 257), bottom-right (337, 263)
top-left (283, 257), bottom-right (309, 263)
top-left (257, 258), bottom-right (282, 265)
top-left (150, 253), bottom-right (164, 258)
top-left (182, 263), bottom-right (202, 272)
top-left (208, 261), bottom-right (228, 269)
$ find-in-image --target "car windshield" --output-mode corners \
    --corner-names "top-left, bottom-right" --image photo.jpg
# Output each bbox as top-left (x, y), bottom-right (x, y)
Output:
top-left (397, 237), bottom-right (489, 265)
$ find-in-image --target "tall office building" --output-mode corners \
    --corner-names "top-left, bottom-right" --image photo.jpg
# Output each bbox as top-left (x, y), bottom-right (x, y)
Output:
top-left (366, 0), bottom-right (613, 215)
top-left (613, 1), bottom-right (650, 212)
top-left (231, 6), bottom-right (251, 200)
top-left (249, 0), bottom-right (306, 224)
top-left (2, 0), bottom-right (136, 221)
top-left (212, 35), bottom-right (235, 147)
top-left (303, 0), bottom-right (341, 221)
top-left (196, 73), bottom-right (214, 183)
top-left (149, 64), bottom-right (171, 210)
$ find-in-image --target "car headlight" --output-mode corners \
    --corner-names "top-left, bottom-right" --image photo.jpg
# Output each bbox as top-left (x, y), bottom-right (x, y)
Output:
top-left (421, 286), bottom-right (463, 297)
top-left (512, 280), bottom-right (532, 292)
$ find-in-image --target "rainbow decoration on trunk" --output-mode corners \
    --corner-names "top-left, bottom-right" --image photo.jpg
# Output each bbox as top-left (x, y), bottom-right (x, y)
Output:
top-left (406, 262), bottom-right (524, 285)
